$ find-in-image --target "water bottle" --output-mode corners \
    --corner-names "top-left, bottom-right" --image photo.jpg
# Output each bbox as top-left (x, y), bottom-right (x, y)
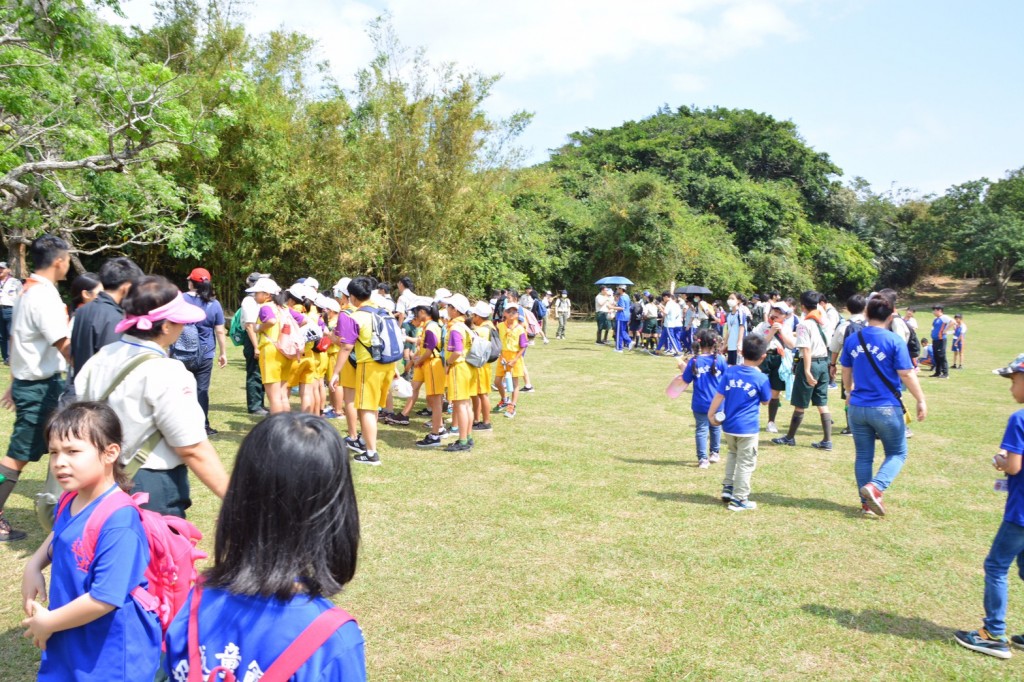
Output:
top-left (505, 374), bottom-right (513, 395)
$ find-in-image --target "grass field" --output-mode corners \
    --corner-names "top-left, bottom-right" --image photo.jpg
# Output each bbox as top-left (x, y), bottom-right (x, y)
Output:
top-left (1, 295), bottom-right (1023, 681)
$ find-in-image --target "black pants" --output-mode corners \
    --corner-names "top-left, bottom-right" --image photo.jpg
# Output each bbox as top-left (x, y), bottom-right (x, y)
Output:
top-left (189, 357), bottom-right (213, 429)
top-left (133, 465), bottom-right (191, 518)
top-left (0, 305), bottom-right (12, 363)
top-left (242, 333), bottom-right (265, 412)
top-left (932, 337), bottom-right (948, 375)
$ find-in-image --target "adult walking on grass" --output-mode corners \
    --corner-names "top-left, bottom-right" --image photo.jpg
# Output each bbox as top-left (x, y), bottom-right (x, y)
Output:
top-left (839, 294), bottom-right (926, 517)
top-left (181, 268), bottom-right (228, 436)
top-left (554, 290), bottom-right (571, 339)
top-left (930, 304), bottom-right (953, 378)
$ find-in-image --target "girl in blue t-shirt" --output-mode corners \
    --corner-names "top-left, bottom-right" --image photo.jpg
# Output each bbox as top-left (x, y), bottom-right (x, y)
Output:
top-left (677, 329), bottom-right (728, 468)
top-left (163, 413), bottom-right (366, 681)
top-left (21, 402), bottom-right (161, 682)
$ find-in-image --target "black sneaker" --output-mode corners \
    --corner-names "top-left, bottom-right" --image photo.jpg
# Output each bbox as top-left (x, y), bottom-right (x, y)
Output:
top-left (1011, 633), bottom-right (1024, 650)
top-left (345, 436), bottom-right (367, 454)
top-left (416, 434), bottom-right (443, 448)
top-left (444, 441), bottom-right (472, 452)
top-left (771, 436), bottom-right (796, 446)
top-left (388, 413), bottom-right (410, 426)
top-left (472, 421), bottom-right (493, 430)
top-left (954, 629), bottom-right (1011, 659)
top-left (810, 440), bottom-right (833, 451)
top-left (520, 385), bottom-right (535, 393)
top-left (0, 512), bottom-right (27, 542)
top-left (353, 450), bottom-right (381, 466)
top-left (205, 426), bottom-right (219, 436)
top-left (415, 408), bottom-right (432, 417)
top-left (840, 427), bottom-right (852, 436)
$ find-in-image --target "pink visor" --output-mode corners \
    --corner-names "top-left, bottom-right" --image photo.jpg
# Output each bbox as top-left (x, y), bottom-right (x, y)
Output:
top-left (115, 293), bottom-right (206, 334)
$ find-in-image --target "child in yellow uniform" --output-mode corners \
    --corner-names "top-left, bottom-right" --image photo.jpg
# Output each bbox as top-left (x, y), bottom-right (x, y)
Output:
top-left (469, 301), bottom-right (496, 431)
top-left (496, 303), bottom-right (528, 419)
top-left (442, 294), bottom-right (475, 451)
top-left (330, 278), bottom-right (361, 448)
top-left (284, 284), bottom-right (321, 415)
top-left (329, 276), bottom-right (395, 465)
top-left (387, 298), bottom-right (448, 447)
top-left (252, 280), bottom-right (301, 414)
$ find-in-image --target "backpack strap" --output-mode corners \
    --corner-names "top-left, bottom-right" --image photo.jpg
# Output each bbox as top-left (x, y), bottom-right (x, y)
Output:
top-left (261, 606), bottom-right (356, 681)
top-left (86, 353), bottom-right (158, 401)
top-left (855, 329), bottom-right (909, 417)
top-left (73, 489), bottom-right (136, 569)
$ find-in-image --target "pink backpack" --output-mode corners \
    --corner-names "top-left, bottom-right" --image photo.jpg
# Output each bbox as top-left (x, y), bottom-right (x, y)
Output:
top-left (56, 489), bottom-right (207, 634)
top-left (186, 584), bottom-right (355, 682)
top-left (523, 308), bottom-right (542, 336)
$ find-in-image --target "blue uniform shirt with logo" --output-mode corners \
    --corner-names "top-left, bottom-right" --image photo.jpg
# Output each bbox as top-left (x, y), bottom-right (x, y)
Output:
top-left (839, 326), bottom-right (913, 408)
top-left (682, 353), bottom-right (728, 414)
top-left (41, 485), bottom-right (161, 682)
top-left (715, 365), bottom-right (772, 436)
top-left (615, 294), bottom-right (631, 322)
top-left (1000, 409), bottom-right (1024, 527)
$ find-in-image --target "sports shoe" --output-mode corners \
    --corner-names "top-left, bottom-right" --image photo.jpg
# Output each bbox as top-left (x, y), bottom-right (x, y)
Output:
top-left (1010, 633), bottom-right (1024, 650)
top-left (504, 405), bottom-right (517, 419)
top-left (698, 458), bottom-right (710, 469)
top-left (416, 408), bottom-right (432, 417)
top-left (322, 408), bottom-right (340, 419)
top-left (828, 382), bottom-right (838, 390)
top-left (437, 426), bottom-right (450, 438)
top-left (859, 482), bottom-right (886, 516)
top-left (205, 426), bottom-right (219, 436)
top-left (416, 434), bottom-right (443, 448)
top-left (728, 498), bottom-right (757, 511)
top-left (444, 441), bottom-right (472, 452)
top-left (840, 427), bottom-right (852, 436)
top-left (954, 629), bottom-right (1011, 659)
top-left (0, 513), bottom-right (27, 542)
top-left (708, 451), bottom-right (721, 464)
top-left (766, 421), bottom-right (779, 433)
top-left (387, 413), bottom-right (411, 426)
top-left (810, 440), bottom-right (833, 451)
top-left (353, 450), bottom-right (381, 466)
top-left (449, 424), bottom-right (459, 434)
top-left (345, 436), bottom-right (366, 454)
top-left (249, 407), bottom-right (270, 416)
top-left (860, 504), bottom-right (878, 518)
top-left (520, 385), bottom-right (535, 393)
top-left (771, 436), bottom-right (796, 446)
top-left (543, 338), bottom-right (549, 344)
top-left (472, 421), bottom-right (493, 430)
top-left (721, 485), bottom-right (734, 502)
top-left (906, 428), bottom-right (914, 439)
top-left (493, 400), bottom-right (509, 413)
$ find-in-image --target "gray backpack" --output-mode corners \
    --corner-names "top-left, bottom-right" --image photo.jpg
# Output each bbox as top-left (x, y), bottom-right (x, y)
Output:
top-left (466, 328), bottom-right (493, 368)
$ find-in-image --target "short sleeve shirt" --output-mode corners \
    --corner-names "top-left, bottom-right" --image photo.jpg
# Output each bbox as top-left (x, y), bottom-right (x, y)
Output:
top-left (839, 326), bottom-right (913, 408)
top-left (184, 293), bottom-right (225, 359)
top-left (715, 364), bottom-right (772, 436)
top-left (682, 353), bottom-right (728, 413)
top-left (240, 295), bottom-right (260, 326)
top-left (752, 322), bottom-right (785, 353)
top-left (10, 274), bottom-right (69, 380)
top-left (75, 337), bottom-right (207, 470)
top-left (663, 300), bottom-right (682, 328)
top-left (931, 315), bottom-right (952, 340)
top-left (794, 317), bottom-right (829, 358)
top-left (1000, 410), bottom-right (1024, 526)
top-left (725, 311), bottom-right (746, 351)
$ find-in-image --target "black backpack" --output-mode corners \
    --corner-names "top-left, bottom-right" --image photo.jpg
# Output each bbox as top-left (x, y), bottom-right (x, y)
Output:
top-left (842, 319), bottom-right (864, 343)
top-left (907, 326), bottom-right (921, 358)
top-left (630, 302), bottom-right (643, 324)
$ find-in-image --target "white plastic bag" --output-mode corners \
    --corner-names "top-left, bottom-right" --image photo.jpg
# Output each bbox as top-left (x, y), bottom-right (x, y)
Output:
top-left (391, 376), bottom-right (413, 400)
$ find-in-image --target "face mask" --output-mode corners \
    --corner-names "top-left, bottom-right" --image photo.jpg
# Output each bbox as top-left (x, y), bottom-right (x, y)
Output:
top-left (727, 299), bottom-right (737, 309)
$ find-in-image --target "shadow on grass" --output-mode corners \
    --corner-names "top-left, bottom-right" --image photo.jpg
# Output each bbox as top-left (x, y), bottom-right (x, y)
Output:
top-left (801, 604), bottom-right (952, 642)
top-left (639, 491), bottom-right (723, 506)
top-left (616, 456), bottom-right (692, 467)
top-left (638, 489), bottom-right (862, 517)
top-left (0, 624), bottom-right (39, 681)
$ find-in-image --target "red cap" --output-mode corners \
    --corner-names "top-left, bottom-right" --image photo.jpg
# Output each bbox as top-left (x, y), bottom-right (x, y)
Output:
top-left (188, 267), bottom-right (211, 283)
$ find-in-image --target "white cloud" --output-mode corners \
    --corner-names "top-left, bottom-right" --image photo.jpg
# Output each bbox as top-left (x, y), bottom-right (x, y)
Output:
top-left (668, 72), bottom-right (708, 92)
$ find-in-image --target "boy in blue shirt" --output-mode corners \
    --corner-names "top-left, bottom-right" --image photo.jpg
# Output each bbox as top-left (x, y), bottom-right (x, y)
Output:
top-left (612, 286), bottom-right (631, 352)
top-left (954, 353), bottom-right (1024, 659)
top-left (708, 334), bottom-right (772, 511)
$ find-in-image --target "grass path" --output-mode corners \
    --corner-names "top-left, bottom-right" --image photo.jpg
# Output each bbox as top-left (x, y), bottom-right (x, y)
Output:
top-left (1, 304), bottom-right (1023, 680)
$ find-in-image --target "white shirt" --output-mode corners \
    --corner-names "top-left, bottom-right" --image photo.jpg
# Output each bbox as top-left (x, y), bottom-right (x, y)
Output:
top-left (752, 321), bottom-right (786, 352)
top-left (795, 316), bottom-right (830, 358)
top-left (829, 313), bottom-right (866, 355)
top-left (76, 336), bottom-right (207, 471)
top-left (240, 295), bottom-right (260, 326)
top-left (396, 289), bottom-right (417, 315)
top-left (595, 293), bottom-right (611, 314)
top-left (0, 275), bottom-right (22, 306)
top-left (10, 274), bottom-right (68, 380)
top-left (889, 315), bottom-right (910, 343)
top-left (905, 316), bottom-right (919, 331)
top-left (663, 300), bottom-right (682, 328)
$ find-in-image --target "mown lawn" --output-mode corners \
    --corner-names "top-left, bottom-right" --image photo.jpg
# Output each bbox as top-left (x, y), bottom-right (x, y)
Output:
top-left (1, 300), bottom-right (1023, 681)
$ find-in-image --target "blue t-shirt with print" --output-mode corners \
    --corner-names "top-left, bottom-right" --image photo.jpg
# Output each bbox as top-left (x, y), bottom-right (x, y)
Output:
top-left (1000, 409), bottom-right (1024, 527)
top-left (41, 486), bottom-right (161, 682)
top-left (164, 587), bottom-right (366, 682)
top-left (715, 365), bottom-right (772, 436)
top-left (615, 294), bottom-right (631, 322)
top-left (725, 311), bottom-right (746, 351)
top-left (184, 292), bottom-right (226, 359)
top-left (682, 353), bottom-right (728, 413)
top-left (931, 314), bottom-right (951, 340)
top-left (840, 326), bottom-right (913, 408)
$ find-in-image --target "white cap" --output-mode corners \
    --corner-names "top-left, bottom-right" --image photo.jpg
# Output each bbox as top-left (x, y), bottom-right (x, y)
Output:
top-left (304, 277), bottom-right (320, 292)
top-left (443, 293), bottom-right (471, 314)
top-left (470, 301), bottom-right (493, 318)
top-left (245, 278), bottom-right (280, 295)
top-left (320, 297), bottom-right (341, 313)
top-left (370, 291), bottom-right (395, 312)
top-left (333, 277), bottom-right (351, 298)
top-left (313, 294), bottom-right (333, 310)
top-left (407, 295), bottom-right (434, 311)
top-left (434, 287), bottom-right (452, 302)
top-left (287, 283), bottom-right (316, 301)
top-left (503, 302), bottom-right (520, 313)
top-left (770, 301), bottom-right (792, 315)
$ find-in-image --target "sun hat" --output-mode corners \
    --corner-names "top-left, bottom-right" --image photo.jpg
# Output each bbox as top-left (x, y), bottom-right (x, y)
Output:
top-left (320, 297), bottom-right (341, 313)
top-left (304, 277), bottom-right (320, 291)
top-left (770, 301), bottom-right (791, 315)
top-left (442, 293), bottom-right (471, 314)
top-left (187, 267), bottom-right (211, 283)
top-left (434, 287), bottom-right (453, 302)
top-left (993, 354), bottom-right (1024, 377)
top-left (333, 277), bottom-right (351, 298)
top-left (313, 293), bottom-right (333, 310)
top-left (114, 292), bottom-right (206, 334)
top-left (470, 301), bottom-right (493, 318)
top-left (287, 283), bottom-right (317, 301)
top-left (245, 278), bottom-right (281, 295)
top-left (503, 303), bottom-right (520, 313)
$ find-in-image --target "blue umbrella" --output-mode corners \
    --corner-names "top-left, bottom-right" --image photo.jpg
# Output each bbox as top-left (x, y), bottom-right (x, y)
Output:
top-left (594, 276), bottom-right (634, 286)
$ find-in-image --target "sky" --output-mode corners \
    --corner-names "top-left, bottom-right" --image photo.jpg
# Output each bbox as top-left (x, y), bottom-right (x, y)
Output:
top-left (114, 0), bottom-right (1024, 197)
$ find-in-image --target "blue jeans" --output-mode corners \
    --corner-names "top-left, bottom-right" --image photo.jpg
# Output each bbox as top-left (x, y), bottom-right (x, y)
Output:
top-left (0, 305), bottom-right (12, 362)
top-left (693, 410), bottom-right (721, 461)
top-left (849, 404), bottom-right (907, 501)
top-left (615, 320), bottom-right (630, 350)
top-left (983, 520), bottom-right (1024, 636)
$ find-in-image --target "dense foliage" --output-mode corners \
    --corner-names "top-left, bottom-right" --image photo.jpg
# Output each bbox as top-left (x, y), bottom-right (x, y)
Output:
top-left (2, 0), bottom-right (1020, 305)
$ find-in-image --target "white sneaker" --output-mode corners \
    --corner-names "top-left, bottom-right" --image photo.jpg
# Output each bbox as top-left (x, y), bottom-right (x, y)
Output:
top-left (698, 458), bottom-right (710, 469)
top-left (767, 421), bottom-right (779, 433)
top-left (543, 338), bottom-right (549, 344)
top-left (708, 451), bottom-right (720, 464)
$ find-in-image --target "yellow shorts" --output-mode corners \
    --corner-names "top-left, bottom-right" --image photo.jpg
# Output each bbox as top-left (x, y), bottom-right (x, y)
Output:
top-left (413, 356), bottom-right (446, 396)
top-left (326, 351), bottom-right (340, 385)
top-left (447, 361), bottom-right (476, 401)
top-left (495, 353), bottom-right (524, 379)
top-left (340, 358), bottom-right (357, 390)
top-left (473, 363), bottom-right (493, 396)
top-left (354, 361), bottom-right (396, 411)
top-left (317, 351), bottom-right (329, 379)
top-left (259, 345), bottom-right (295, 384)
top-left (290, 350), bottom-right (318, 386)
